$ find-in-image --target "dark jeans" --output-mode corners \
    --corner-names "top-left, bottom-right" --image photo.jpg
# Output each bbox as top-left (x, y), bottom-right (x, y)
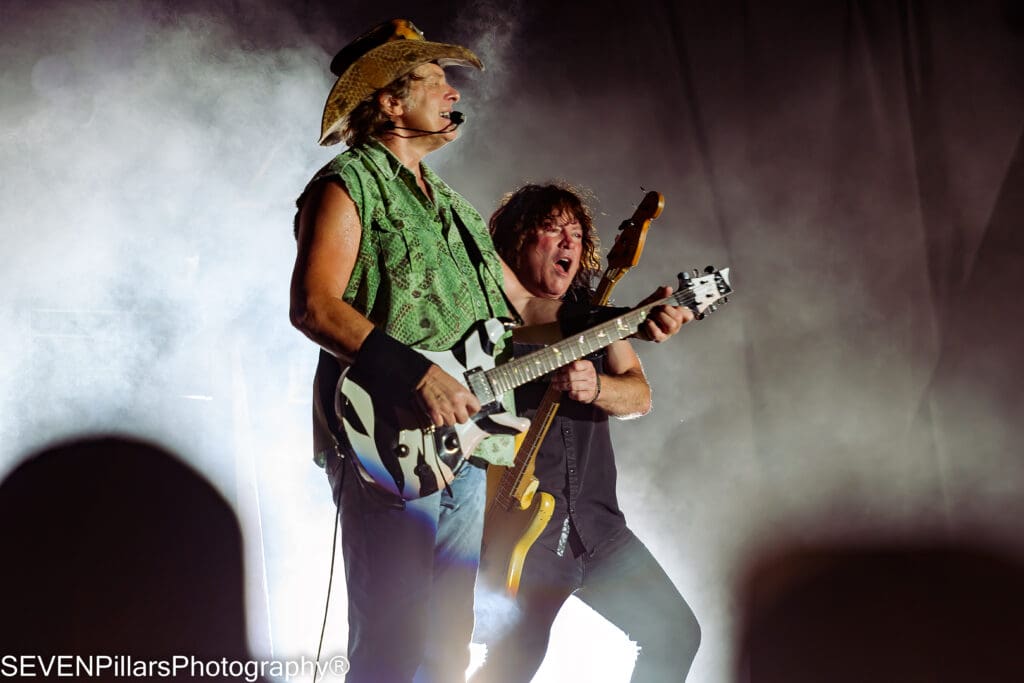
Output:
top-left (329, 455), bottom-right (486, 683)
top-left (472, 527), bottom-right (700, 683)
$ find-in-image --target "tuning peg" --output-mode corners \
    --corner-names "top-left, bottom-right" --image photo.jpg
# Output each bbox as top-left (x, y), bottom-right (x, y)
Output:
top-left (692, 268), bottom-right (700, 278)
top-left (679, 271), bottom-right (692, 281)
top-left (721, 297), bottom-right (729, 304)
top-left (704, 265), bottom-right (716, 274)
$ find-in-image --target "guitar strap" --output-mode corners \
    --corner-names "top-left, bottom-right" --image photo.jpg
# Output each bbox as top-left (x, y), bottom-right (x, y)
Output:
top-left (451, 211), bottom-right (523, 472)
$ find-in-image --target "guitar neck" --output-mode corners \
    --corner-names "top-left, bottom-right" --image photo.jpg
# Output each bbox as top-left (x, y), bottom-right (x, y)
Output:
top-left (493, 383), bottom-right (562, 508)
top-left (483, 291), bottom-right (690, 398)
top-left (591, 269), bottom-right (626, 307)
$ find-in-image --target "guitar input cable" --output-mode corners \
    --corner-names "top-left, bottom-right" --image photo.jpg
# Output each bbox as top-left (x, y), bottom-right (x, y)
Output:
top-left (313, 455), bottom-right (346, 683)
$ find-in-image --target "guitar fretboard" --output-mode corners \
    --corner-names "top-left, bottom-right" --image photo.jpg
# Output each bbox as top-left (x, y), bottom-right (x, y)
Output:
top-left (484, 287), bottom-right (700, 397)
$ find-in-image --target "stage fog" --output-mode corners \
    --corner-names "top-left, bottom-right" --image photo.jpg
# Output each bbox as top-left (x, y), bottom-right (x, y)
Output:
top-left (2, 1), bottom-right (1022, 681)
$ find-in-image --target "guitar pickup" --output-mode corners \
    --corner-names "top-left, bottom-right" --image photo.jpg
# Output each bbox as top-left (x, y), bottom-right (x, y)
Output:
top-left (465, 368), bottom-right (495, 404)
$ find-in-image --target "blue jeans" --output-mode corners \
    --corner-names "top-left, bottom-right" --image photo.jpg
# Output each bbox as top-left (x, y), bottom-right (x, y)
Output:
top-left (329, 455), bottom-right (486, 683)
top-left (472, 527), bottom-right (700, 683)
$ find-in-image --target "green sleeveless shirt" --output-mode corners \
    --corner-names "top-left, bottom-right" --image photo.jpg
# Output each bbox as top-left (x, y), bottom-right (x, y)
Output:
top-left (297, 141), bottom-right (515, 467)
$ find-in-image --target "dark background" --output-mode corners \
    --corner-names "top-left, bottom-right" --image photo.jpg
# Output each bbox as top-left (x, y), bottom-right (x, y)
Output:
top-left (2, 1), bottom-right (1022, 680)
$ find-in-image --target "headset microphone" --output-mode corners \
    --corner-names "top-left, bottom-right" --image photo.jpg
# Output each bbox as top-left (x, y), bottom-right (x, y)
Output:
top-left (385, 111), bottom-right (467, 137)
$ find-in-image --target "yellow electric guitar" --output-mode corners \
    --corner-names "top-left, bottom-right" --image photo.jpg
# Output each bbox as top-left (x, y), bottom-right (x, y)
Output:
top-left (479, 191), bottom-right (664, 598)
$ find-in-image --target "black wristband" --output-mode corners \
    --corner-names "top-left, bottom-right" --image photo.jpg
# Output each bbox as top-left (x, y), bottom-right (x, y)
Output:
top-left (347, 328), bottom-right (433, 399)
top-left (558, 303), bottom-right (632, 337)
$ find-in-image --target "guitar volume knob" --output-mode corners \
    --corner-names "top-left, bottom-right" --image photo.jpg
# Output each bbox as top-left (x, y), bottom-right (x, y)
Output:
top-left (442, 433), bottom-right (460, 454)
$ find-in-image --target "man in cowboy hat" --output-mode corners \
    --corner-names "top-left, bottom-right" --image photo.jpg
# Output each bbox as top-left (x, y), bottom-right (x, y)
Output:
top-left (289, 19), bottom-right (689, 683)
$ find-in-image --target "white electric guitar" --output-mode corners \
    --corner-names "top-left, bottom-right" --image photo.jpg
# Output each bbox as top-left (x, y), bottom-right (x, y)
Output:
top-left (336, 268), bottom-right (733, 500)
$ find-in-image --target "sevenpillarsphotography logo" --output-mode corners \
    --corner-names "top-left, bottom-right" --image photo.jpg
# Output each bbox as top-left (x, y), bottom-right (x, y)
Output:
top-left (0, 654), bottom-right (350, 681)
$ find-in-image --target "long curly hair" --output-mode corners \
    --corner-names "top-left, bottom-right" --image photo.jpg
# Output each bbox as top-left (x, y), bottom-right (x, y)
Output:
top-left (489, 183), bottom-right (601, 292)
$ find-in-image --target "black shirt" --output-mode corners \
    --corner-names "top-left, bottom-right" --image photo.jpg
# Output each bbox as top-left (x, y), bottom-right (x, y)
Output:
top-left (514, 343), bottom-right (627, 555)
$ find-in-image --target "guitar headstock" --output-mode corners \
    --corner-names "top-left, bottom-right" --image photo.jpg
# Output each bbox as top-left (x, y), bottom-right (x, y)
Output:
top-left (605, 190), bottom-right (663, 270)
top-left (678, 266), bottom-right (732, 319)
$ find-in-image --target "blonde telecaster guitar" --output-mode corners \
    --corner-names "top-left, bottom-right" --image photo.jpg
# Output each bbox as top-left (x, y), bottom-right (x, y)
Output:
top-left (480, 191), bottom-right (665, 598)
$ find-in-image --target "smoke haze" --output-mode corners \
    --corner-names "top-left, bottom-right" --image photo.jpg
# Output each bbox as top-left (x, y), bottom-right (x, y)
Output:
top-left (2, 1), bottom-right (1023, 681)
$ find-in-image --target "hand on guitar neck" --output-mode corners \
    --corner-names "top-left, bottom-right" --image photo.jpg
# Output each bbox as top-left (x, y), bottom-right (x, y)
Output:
top-left (512, 284), bottom-right (693, 346)
top-left (633, 285), bottom-right (693, 342)
top-left (410, 283), bottom-right (688, 428)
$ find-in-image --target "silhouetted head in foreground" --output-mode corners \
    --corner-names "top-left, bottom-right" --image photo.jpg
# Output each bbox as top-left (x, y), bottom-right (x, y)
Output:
top-left (738, 543), bottom-right (1024, 682)
top-left (0, 435), bottom-right (249, 669)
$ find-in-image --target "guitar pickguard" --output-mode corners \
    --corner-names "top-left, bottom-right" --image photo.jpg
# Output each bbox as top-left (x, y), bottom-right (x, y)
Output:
top-left (337, 318), bottom-right (528, 501)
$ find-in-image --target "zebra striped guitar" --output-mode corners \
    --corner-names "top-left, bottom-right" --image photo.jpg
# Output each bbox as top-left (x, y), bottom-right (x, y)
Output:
top-left (336, 268), bottom-right (732, 500)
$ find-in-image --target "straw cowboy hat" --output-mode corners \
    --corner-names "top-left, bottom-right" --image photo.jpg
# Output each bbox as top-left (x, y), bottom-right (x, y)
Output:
top-left (319, 18), bottom-right (484, 146)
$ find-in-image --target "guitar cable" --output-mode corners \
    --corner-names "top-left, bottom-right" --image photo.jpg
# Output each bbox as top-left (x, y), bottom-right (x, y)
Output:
top-left (312, 428), bottom-right (466, 680)
top-left (313, 456), bottom-right (346, 683)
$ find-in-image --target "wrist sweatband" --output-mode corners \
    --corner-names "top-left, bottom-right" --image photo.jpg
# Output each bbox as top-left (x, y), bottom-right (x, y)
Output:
top-left (558, 303), bottom-right (632, 338)
top-left (347, 328), bottom-right (433, 399)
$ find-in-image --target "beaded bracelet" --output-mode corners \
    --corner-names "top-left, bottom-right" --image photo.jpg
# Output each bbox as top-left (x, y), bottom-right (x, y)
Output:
top-left (586, 373), bottom-right (602, 404)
